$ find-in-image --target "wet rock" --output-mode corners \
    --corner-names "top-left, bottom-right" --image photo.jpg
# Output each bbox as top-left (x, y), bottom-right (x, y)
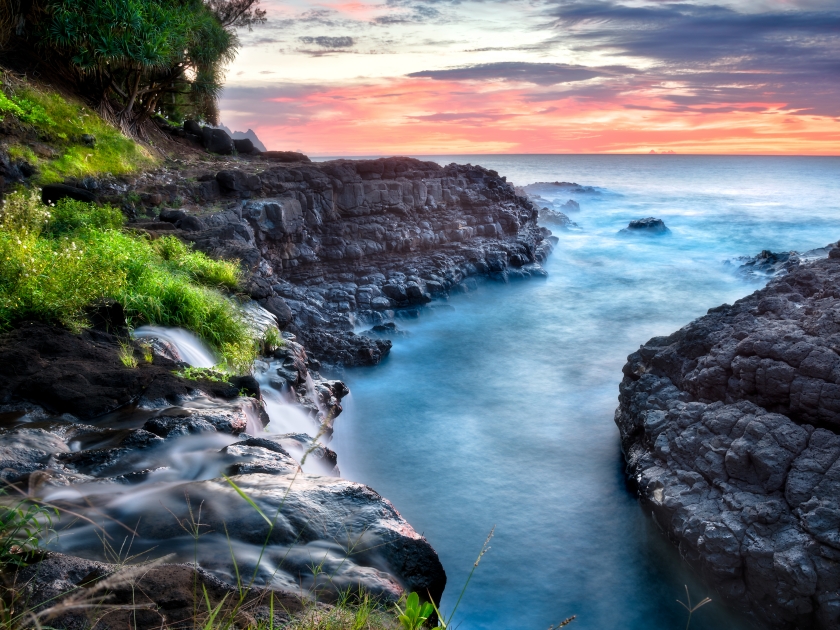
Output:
top-left (616, 257), bottom-right (840, 628)
top-left (261, 296), bottom-right (293, 328)
top-left (620, 217), bottom-right (670, 234)
top-left (539, 207), bottom-right (577, 228)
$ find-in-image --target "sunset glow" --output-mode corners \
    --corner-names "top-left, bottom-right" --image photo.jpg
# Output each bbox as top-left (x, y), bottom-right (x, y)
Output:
top-left (219, 0), bottom-right (840, 155)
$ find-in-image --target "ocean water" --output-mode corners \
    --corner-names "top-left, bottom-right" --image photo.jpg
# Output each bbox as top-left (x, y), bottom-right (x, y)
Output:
top-left (321, 156), bottom-right (840, 630)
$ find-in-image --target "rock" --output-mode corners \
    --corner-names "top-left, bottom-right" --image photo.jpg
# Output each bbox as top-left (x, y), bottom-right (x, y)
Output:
top-left (83, 473), bottom-right (447, 603)
top-left (619, 217), bottom-right (670, 234)
top-left (80, 134), bottom-right (96, 147)
top-left (261, 296), bottom-right (293, 328)
top-left (538, 207), bottom-right (577, 228)
top-left (261, 151), bottom-right (311, 163)
top-left (217, 169), bottom-right (261, 194)
top-left (158, 208), bottom-right (187, 223)
top-left (561, 199), bottom-right (580, 211)
top-left (734, 243), bottom-right (838, 280)
top-left (202, 127), bottom-right (234, 155)
top-left (12, 552), bottom-right (305, 629)
top-left (41, 184), bottom-right (96, 205)
top-left (184, 119), bottom-right (203, 135)
top-left (0, 322), bottom-right (237, 421)
top-left (233, 138), bottom-right (256, 154)
top-left (616, 256), bottom-right (840, 628)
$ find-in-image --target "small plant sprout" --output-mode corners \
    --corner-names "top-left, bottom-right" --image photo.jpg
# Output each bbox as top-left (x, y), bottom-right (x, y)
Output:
top-left (117, 339), bottom-right (138, 368)
top-left (677, 585), bottom-right (712, 630)
top-left (395, 592), bottom-right (435, 630)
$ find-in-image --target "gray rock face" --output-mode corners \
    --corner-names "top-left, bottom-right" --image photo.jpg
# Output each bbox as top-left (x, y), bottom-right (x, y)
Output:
top-left (121, 157), bottom-right (554, 367)
top-left (620, 217), bottom-right (670, 234)
top-left (616, 256), bottom-right (840, 629)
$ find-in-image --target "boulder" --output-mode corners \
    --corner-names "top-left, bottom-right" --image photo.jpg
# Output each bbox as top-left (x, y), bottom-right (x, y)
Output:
top-left (184, 119), bottom-right (203, 135)
top-left (538, 207), bottom-right (577, 229)
top-left (202, 127), bottom-right (234, 155)
top-left (619, 217), bottom-right (669, 234)
top-left (41, 184), bottom-right (96, 205)
top-left (233, 138), bottom-right (256, 154)
top-left (261, 296), bottom-right (293, 328)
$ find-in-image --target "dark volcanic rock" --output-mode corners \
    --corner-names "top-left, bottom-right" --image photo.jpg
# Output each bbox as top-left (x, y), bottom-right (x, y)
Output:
top-left (620, 217), bottom-right (670, 234)
top-left (261, 151), bottom-right (311, 163)
top-left (128, 156), bottom-right (553, 367)
top-left (202, 127), bottom-right (234, 155)
top-left (0, 322), bottom-right (217, 420)
top-left (41, 184), bottom-right (96, 205)
top-left (616, 257), bottom-right (840, 629)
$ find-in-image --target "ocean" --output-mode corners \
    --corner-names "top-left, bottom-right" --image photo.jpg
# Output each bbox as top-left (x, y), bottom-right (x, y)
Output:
top-left (317, 155), bottom-right (840, 629)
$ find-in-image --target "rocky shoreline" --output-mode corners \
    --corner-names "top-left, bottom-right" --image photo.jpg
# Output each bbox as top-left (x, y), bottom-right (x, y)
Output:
top-left (0, 154), bottom-right (554, 625)
top-left (616, 250), bottom-right (840, 629)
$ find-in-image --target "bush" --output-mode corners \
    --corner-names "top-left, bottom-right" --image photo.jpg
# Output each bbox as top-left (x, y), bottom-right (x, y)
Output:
top-left (0, 191), bottom-right (254, 371)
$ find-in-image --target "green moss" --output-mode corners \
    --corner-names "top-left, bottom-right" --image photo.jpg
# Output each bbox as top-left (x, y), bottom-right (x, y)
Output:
top-left (0, 192), bottom-right (254, 372)
top-left (1, 82), bottom-right (158, 182)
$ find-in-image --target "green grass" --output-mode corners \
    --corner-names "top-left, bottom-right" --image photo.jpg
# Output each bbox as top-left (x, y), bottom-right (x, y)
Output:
top-left (0, 191), bottom-right (254, 371)
top-left (1, 81), bottom-right (158, 183)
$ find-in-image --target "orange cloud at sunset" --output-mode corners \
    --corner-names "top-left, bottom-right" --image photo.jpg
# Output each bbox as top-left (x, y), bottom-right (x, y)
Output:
top-left (219, 0), bottom-right (840, 156)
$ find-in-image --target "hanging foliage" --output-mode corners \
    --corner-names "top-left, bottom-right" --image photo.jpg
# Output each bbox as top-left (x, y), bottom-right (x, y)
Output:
top-left (3, 0), bottom-right (265, 134)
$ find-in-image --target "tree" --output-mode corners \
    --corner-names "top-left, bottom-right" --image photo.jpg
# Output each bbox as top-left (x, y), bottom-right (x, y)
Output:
top-left (33, 0), bottom-right (262, 134)
top-left (206, 0), bottom-right (266, 29)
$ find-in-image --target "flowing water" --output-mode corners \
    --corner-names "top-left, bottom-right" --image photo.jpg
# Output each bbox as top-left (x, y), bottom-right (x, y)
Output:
top-left (319, 156), bottom-right (840, 630)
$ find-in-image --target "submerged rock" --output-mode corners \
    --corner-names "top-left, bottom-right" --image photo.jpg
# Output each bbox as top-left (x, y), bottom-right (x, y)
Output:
top-left (733, 242), bottom-right (838, 280)
top-left (616, 255), bottom-right (840, 628)
top-left (538, 207), bottom-right (578, 229)
top-left (619, 217), bottom-right (670, 235)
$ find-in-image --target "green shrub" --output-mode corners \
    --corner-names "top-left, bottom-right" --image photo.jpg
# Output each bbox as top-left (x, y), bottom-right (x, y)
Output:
top-left (0, 192), bottom-right (254, 371)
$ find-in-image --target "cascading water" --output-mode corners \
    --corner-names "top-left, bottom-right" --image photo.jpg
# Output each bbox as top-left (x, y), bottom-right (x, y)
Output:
top-left (37, 327), bottom-right (351, 596)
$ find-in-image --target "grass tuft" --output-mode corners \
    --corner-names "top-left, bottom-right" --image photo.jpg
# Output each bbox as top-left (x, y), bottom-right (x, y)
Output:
top-left (0, 191), bottom-right (255, 372)
top-left (1, 81), bottom-right (158, 183)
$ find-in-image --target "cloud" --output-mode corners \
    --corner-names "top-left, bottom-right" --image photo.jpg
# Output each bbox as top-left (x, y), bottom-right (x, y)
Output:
top-left (408, 62), bottom-right (628, 85)
top-left (299, 36), bottom-right (355, 48)
top-left (540, 1), bottom-right (840, 116)
top-left (406, 111), bottom-right (520, 122)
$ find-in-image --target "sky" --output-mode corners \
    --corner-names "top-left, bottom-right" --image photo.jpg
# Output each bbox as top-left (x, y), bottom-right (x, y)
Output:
top-left (218, 0), bottom-right (840, 155)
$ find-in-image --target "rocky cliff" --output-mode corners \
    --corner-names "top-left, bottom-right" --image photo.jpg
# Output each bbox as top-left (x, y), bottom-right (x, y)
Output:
top-left (616, 251), bottom-right (840, 629)
top-left (117, 156), bottom-right (554, 366)
top-left (0, 154), bottom-right (554, 625)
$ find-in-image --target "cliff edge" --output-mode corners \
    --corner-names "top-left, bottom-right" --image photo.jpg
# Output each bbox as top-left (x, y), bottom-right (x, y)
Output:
top-left (616, 251), bottom-right (840, 629)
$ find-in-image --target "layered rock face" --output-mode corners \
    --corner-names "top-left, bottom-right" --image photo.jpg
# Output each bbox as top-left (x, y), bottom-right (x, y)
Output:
top-left (126, 157), bottom-right (554, 366)
top-left (616, 254), bottom-right (840, 628)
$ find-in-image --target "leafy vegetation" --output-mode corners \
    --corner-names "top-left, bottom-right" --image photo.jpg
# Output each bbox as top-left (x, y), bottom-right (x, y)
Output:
top-left (0, 191), bottom-right (254, 371)
top-left (175, 366), bottom-right (233, 384)
top-left (3, 0), bottom-right (265, 131)
top-left (394, 593), bottom-right (434, 630)
top-left (1, 81), bottom-right (157, 183)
